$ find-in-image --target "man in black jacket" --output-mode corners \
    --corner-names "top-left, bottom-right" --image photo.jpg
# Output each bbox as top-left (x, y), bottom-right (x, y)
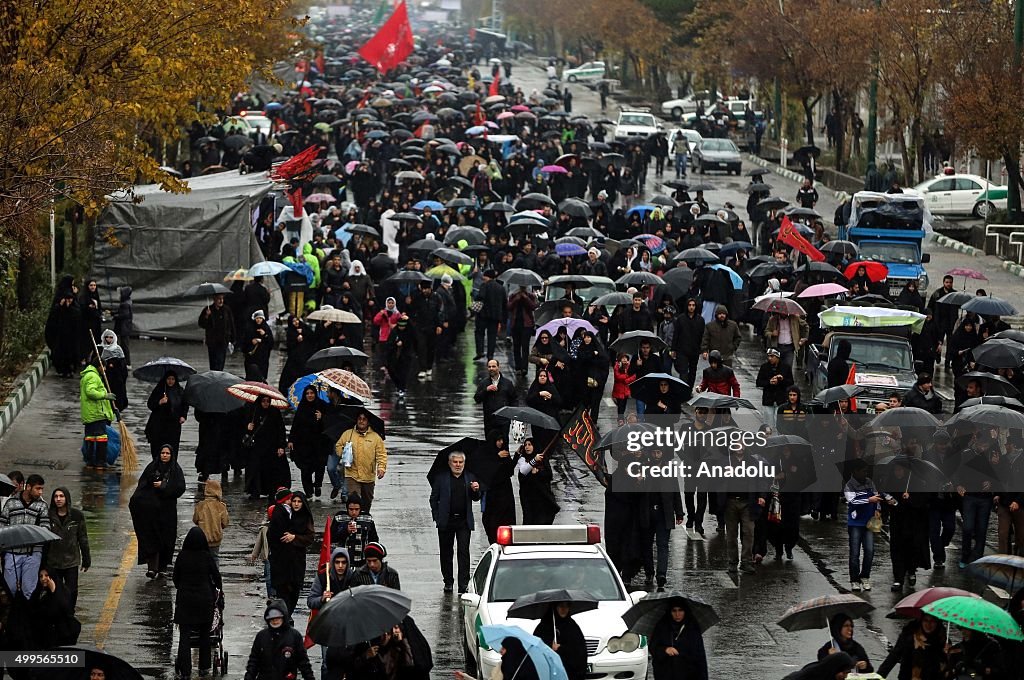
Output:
top-left (474, 359), bottom-right (517, 433)
top-left (671, 298), bottom-right (704, 392)
top-left (474, 270), bottom-right (506, 361)
top-left (902, 374), bottom-right (943, 414)
top-left (619, 293), bottom-right (654, 332)
top-left (198, 294), bottom-right (236, 371)
top-left (756, 349), bottom-right (789, 430)
top-left (410, 282), bottom-right (438, 379)
top-left (926, 275), bottom-right (957, 368)
top-left (429, 451), bottom-right (481, 593)
top-left (351, 542), bottom-right (401, 589)
top-left (243, 599), bottom-right (315, 680)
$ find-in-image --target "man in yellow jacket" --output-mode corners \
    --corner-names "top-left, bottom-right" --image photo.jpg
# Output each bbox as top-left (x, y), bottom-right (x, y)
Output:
top-left (335, 410), bottom-right (387, 512)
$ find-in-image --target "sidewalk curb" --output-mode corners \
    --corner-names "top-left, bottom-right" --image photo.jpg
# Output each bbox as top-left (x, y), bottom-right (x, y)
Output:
top-left (1001, 260), bottom-right (1024, 279)
top-left (932, 233), bottom-right (983, 257)
top-left (0, 350), bottom-right (51, 442)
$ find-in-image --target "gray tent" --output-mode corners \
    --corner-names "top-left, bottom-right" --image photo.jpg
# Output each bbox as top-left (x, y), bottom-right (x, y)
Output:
top-left (94, 170), bottom-right (284, 341)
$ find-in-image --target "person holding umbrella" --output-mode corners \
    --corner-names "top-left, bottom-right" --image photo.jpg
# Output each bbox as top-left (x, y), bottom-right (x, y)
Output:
top-left (877, 613), bottom-right (946, 680)
top-left (816, 613), bottom-right (873, 672)
top-left (129, 444), bottom-right (186, 579)
top-left (246, 395), bottom-right (289, 500)
top-left (429, 451), bottom-right (481, 594)
top-left (533, 602), bottom-right (588, 680)
top-left (288, 386), bottom-right (328, 500)
top-left (517, 438), bottom-right (561, 526)
top-left (144, 370), bottom-right (189, 460)
top-left (243, 600), bottom-right (316, 680)
top-left (497, 636), bottom-right (540, 680)
top-left (198, 293), bottom-right (235, 371)
top-left (650, 601), bottom-right (708, 680)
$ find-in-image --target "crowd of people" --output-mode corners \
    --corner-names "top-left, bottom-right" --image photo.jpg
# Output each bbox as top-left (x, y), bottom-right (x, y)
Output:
top-left (20, 5), bottom-right (1024, 680)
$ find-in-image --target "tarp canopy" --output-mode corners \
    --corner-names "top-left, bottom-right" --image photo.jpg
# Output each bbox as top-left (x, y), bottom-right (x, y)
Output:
top-left (94, 170), bottom-right (284, 340)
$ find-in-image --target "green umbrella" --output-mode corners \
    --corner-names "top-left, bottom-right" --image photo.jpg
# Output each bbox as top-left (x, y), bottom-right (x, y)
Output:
top-left (314, 121), bottom-right (332, 133)
top-left (922, 596), bottom-right (1024, 641)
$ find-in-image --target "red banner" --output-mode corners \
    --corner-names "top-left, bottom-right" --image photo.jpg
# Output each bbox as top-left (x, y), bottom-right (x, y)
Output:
top-left (777, 216), bottom-right (825, 262)
top-left (489, 76), bottom-right (501, 97)
top-left (358, 1), bottom-right (415, 74)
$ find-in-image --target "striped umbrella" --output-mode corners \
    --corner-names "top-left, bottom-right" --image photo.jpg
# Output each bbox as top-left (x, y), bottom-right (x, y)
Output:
top-left (226, 382), bottom-right (289, 409)
top-left (315, 368), bottom-right (372, 402)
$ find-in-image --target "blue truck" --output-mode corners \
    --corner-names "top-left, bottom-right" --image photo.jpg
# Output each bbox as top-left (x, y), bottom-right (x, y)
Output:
top-left (837, 191), bottom-right (932, 299)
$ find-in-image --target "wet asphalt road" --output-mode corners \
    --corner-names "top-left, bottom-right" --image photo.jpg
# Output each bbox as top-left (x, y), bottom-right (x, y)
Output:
top-left (0, 61), bottom-right (1019, 680)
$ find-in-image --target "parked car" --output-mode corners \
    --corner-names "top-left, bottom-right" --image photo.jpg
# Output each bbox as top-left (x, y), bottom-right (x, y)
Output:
top-left (691, 137), bottom-right (742, 175)
top-left (911, 173), bottom-right (1006, 218)
top-left (660, 89), bottom-right (724, 120)
top-left (563, 61), bottom-right (606, 83)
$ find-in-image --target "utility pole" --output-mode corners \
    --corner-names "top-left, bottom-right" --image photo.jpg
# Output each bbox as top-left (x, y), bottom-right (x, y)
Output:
top-left (866, 0), bottom-right (881, 167)
top-left (1011, 0), bottom-right (1023, 217)
top-left (774, 78), bottom-right (782, 143)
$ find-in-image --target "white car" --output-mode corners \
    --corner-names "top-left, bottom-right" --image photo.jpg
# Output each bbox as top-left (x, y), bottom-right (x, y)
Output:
top-left (227, 112), bottom-right (272, 138)
top-left (563, 61), bottom-right (606, 83)
top-left (912, 173), bottom-right (1007, 218)
top-left (660, 89), bottom-right (723, 120)
top-left (614, 111), bottom-right (660, 141)
top-left (460, 524), bottom-right (649, 680)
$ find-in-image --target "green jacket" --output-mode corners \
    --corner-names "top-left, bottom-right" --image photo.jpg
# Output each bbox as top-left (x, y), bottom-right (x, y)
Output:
top-left (80, 365), bottom-right (113, 424)
top-left (302, 242), bottom-right (322, 288)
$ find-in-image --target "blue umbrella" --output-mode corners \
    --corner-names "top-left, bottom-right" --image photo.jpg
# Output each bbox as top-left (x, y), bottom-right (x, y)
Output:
top-left (466, 125), bottom-right (488, 135)
top-left (335, 223), bottom-right (355, 247)
top-left (481, 624), bottom-right (568, 680)
top-left (264, 102), bottom-right (284, 111)
top-left (413, 200), bottom-right (444, 211)
top-left (555, 243), bottom-right (587, 257)
top-left (288, 374), bottom-right (331, 410)
top-left (719, 241), bottom-right (754, 258)
top-left (625, 205), bottom-right (656, 219)
top-left (284, 260), bottom-right (315, 286)
top-left (248, 260), bottom-right (291, 277)
top-left (708, 263), bottom-right (744, 289)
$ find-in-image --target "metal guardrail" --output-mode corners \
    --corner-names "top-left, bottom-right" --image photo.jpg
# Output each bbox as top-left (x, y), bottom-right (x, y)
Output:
top-left (985, 224), bottom-right (1024, 263)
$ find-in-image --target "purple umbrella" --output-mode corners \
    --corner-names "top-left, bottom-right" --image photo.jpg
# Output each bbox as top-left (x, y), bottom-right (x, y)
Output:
top-left (636, 233), bottom-right (666, 254)
top-left (535, 317), bottom-right (598, 338)
top-left (542, 164), bottom-right (569, 174)
top-left (555, 242), bottom-right (588, 257)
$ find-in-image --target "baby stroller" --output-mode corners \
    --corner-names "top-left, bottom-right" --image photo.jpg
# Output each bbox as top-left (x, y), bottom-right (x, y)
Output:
top-left (187, 588), bottom-right (228, 674)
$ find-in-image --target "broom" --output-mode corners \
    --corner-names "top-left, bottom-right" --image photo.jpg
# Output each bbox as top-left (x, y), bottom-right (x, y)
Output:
top-left (89, 330), bottom-right (139, 472)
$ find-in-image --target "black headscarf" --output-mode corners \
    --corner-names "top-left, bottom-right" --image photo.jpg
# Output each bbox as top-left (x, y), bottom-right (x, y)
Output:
top-left (500, 637), bottom-right (540, 680)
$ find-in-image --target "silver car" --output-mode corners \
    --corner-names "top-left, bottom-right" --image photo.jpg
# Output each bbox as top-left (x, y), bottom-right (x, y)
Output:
top-left (691, 138), bottom-right (742, 175)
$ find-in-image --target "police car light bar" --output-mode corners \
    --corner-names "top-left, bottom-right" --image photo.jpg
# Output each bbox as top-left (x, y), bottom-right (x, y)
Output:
top-left (496, 524), bottom-right (601, 546)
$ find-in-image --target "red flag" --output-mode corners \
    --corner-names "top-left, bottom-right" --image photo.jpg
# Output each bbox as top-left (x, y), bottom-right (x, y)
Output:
top-left (845, 364), bottom-right (858, 412)
top-left (355, 91), bottom-right (372, 109)
top-left (304, 514), bottom-right (334, 649)
top-left (474, 101), bottom-right (486, 126)
top-left (776, 216), bottom-right (825, 262)
top-left (489, 76), bottom-right (501, 97)
top-left (358, 1), bottom-right (414, 74)
top-left (559, 407), bottom-right (605, 487)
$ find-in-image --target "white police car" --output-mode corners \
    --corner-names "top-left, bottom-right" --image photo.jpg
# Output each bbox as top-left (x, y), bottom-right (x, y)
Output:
top-left (460, 524), bottom-right (649, 679)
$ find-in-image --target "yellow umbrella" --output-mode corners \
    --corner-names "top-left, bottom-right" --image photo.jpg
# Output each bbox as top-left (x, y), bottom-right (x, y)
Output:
top-left (224, 268), bottom-right (253, 282)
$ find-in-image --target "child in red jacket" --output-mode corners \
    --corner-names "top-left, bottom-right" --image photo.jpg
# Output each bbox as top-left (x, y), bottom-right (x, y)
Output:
top-left (612, 353), bottom-right (637, 425)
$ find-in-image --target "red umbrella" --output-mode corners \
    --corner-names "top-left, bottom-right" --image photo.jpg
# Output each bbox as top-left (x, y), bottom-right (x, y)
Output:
top-left (844, 260), bottom-right (889, 283)
top-left (889, 587), bottom-right (980, 620)
top-left (947, 267), bottom-right (988, 281)
top-left (226, 382), bottom-right (289, 409)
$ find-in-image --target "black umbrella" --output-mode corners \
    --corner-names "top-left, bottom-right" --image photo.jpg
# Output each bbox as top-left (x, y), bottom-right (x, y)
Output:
top-left (308, 585), bottom-right (412, 647)
top-left (591, 292), bottom-right (634, 307)
top-left (938, 291), bottom-right (974, 306)
top-left (0, 524), bottom-right (60, 550)
top-left (757, 196), bottom-right (790, 211)
top-left (956, 371), bottom-right (1020, 397)
top-left (391, 212), bottom-right (422, 222)
top-left (995, 329), bottom-right (1024, 343)
top-left (182, 282), bottom-right (231, 298)
top-left (959, 395), bottom-right (1024, 411)
top-left (50, 647), bottom-right (144, 680)
top-left (962, 296), bottom-right (1017, 317)
top-left (323, 405), bottom-right (387, 440)
top-left (814, 384), bottom-right (866, 404)
top-left (221, 134), bottom-right (252, 150)
top-left (426, 436), bottom-right (501, 483)
top-left (386, 270), bottom-right (431, 284)
top-left (873, 455), bottom-right (948, 493)
top-left (596, 422), bottom-right (660, 451)
top-left (746, 183), bottom-right (772, 195)
top-left (184, 370), bottom-right (246, 413)
top-left (558, 199), bottom-right (593, 219)
top-left (498, 268), bottom-right (544, 288)
top-left (610, 330), bottom-right (668, 355)
top-left (492, 406), bottom-right (560, 431)
top-left (508, 589), bottom-right (599, 619)
top-left (794, 262), bottom-right (844, 279)
top-left (648, 194), bottom-right (678, 208)
top-left (566, 226), bottom-right (605, 239)
top-left (949, 403), bottom-right (1024, 430)
top-left (445, 226), bottom-right (487, 246)
top-left (346, 224), bottom-right (381, 238)
top-left (820, 240), bottom-right (859, 258)
top-left (868, 407), bottom-right (941, 429)
top-left (674, 248), bottom-right (719, 265)
top-left (630, 373), bottom-right (689, 402)
top-left (483, 201), bottom-right (515, 213)
top-left (312, 174), bottom-right (343, 186)
top-left (747, 168), bottom-right (772, 176)
top-left (687, 393), bottom-right (755, 410)
top-left (306, 347), bottom-right (370, 371)
top-left (687, 182), bottom-right (715, 192)
top-left (622, 591), bottom-right (719, 634)
top-left (132, 357), bottom-right (197, 382)
top-left (408, 238), bottom-right (444, 253)
top-left (971, 338), bottom-right (1024, 369)
top-left (432, 247), bottom-right (473, 266)
top-left (446, 197), bottom-right (477, 209)
top-left (515, 193), bottom-right (556, 210)
top-left (617, 271), bottom-right (665, 287)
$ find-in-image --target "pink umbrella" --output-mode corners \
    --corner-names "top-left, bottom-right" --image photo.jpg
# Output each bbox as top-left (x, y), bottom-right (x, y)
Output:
top-left (947, 267), bottom-right (987, 280)
top-left (485, 120), bottom-right (499, 129)
top-left (497, 111), bottom-right (515, 120)
top-left (511, 104), bottom-right (530, 112)
top-left (344, 160), bottom-right (359, 175)
top-left (305, 193), bottom-right (336, 203)
top-left (797, 282), bottom-right (849, 298)
top-left (541, 165), bottom-right (569, 174)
